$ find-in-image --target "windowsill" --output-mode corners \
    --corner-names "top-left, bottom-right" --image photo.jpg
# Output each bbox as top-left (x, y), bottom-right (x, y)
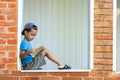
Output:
top-left (21, 69), bottom-right (91, 72)
top-left (114, 71), bottom-right (120, 74)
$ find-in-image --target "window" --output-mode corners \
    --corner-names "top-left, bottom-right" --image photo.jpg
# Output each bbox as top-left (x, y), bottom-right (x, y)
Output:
top-left (113, 0), bottom-right (120, 72)
top-left (18, 0), bottom-right (94, 71)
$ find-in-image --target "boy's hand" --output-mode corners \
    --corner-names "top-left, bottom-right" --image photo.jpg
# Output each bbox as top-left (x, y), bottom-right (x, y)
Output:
top-left (20, 49), bottom-right (35, 59)
top-left (20, 48), bottom-right (35, 59)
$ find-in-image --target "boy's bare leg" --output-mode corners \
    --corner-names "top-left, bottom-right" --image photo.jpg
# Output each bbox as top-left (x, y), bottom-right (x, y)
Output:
top-left (41, 48), bottom-right (65, 68)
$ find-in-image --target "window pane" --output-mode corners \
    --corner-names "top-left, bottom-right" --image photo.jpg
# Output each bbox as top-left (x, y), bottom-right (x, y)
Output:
top-left (116, 0), bottom-right (120, 71)
top-left (22, 0), bottom-right (90, 69)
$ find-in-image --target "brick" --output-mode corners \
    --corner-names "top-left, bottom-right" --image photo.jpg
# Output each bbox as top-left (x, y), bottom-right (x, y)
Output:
top-left (94, 3), bottom-right (104, 9)
top-left (103, 40), bottom-right (112, 45)
top-left (0, 39), bottom-right (6, 44)
top-left (0, 21), bottom-right (17, 26)
top-left (103, 28), bottom-right (112, 33)
top-left (95, 0), bottom-right (113, 2)
top-left (27, 72), bottom-right (47, 76)
top-left (8, 27), bottom-right (17, 32)
top-left (0, 77), bottom-right (18, 80)
top-left (0, 27), bottom-right (6, 33)
top-left (7, 39), bottom-right (17, 44)
top-left (85, 77), bottom-right (103, 80)
top-left (0, 70), bottom-right (11, 75)
top-left (104, 16), bottom-right (113, 21)
top-left (104, 3), bottom-right (113, 8)
top-left (94, 52), bottom-right (103, 58)
top-left (12, 71), bottom-right (27, 76)
top-left (94, 34), bottom-right (112, 40)
top-left (93, 65), bottom-right (103, 71)
top-left (69, 72), bottom-right (89, 76)
top-left (63, 77), bottom-right (82, 80)
top-left (0, 0), bottom-right (17, 2)
top-left (102, 22), bottom-right (112, 27)
top-left (94, 59), bottom-right (112, 65)
top-left (94, 9), bottom-right (112, 15)
top-left (94, 21), bottom-right (113, 28)
top-left (0, 34), bottom-right (16, 38)
top-left (90, 71), bottom-right (111, 77)
top-left (7, 15), bottom-right (17, 21)
top-left (0, 58), bottom-right (6, 63)
top-left (94, 21), bottom-right (102, 27)
top-left (103, 53), bottom-right (112, 58)
top-left (110, 72), bottom-right (120, 77)
top-left (0, 9), bottom-right (17, 14)
top-left (0, 15), bottom-right (5, 20)
top-left (0, 45), bottom-right (17, 51)
top-left (8, 52), bottom-right (16, 57)
top-left (0, 52), bottom-right (5, 57)
top-left (0, 3), bottom-right (7, 8)
top-left (0, 58), bottom-right (17, 63)
top-left (94, 46), bottom-right (112, 52)
top-left (20, 77), bottom-right (39, 80)
top-left (50, 72), bottom-right (69, 76)
top-left (94, 40), bottom-right (103, 45)
top-left (94, 28), bottom-right (103, 33)
top-left (103, 65), bottom-right (112, 70)
top-left (94, 21), bottom-right (112, 27)
top-left (8, 3), bottom-right (17, 8)
top-left (94, 15), bottom-right (103, 21)
top-left (104, 78), bottom-right (120, 80)
top-left (5, 57), bottom-right (17, 63)
top-left (6, 64), bottom-right (17, 70)
top-left (0, 63), bottom-right (5, 69)
top-left (41, 77), bottom-right (60, 80)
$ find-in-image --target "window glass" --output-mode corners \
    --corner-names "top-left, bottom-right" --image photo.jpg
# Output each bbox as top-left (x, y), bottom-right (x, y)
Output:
top-left (115, 0), bottom-right (120, 71)
top-left (20, 0), bottom-right (91, 70)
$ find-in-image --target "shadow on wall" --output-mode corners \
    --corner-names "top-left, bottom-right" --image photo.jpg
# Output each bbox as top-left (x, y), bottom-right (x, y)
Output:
top-left (118, 0), bottom-right (120, 8)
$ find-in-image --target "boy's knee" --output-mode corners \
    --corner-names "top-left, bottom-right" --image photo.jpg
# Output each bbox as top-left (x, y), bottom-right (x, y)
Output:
top-left (41, 49), bottom-right (49, 56)
top-left (41, 46), bottom-right (47, 50)
top-left (43, 49), bottom-right (48, 53)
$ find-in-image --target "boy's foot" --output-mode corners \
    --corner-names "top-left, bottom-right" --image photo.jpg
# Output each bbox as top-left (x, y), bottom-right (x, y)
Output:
top-left (36, 67), bottom-right (42, 70)
top-left (58, 64), bottom-right (71, 70)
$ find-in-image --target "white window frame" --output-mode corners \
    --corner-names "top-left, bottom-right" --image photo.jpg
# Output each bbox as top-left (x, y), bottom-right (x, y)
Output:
top-left (18, 0), bottom-right (94, 72)
top-left (113, 0), bottom-right (120, 73)
top-left (113, 0), bottom-right (116, 72)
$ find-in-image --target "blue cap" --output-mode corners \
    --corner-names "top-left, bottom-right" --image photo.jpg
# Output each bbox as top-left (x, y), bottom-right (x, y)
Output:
top-left (22, 23), bottom-right (37, 35)
top-left (24, 23), bottom-right (37, 29)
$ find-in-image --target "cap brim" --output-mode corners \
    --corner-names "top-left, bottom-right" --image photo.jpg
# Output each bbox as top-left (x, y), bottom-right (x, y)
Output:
top-left (21, 30), bottom-right (24, 35)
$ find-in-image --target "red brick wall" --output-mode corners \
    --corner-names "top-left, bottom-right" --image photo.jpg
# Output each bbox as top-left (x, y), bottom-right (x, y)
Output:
top-left (0, 0), bottom-right (17, 75)
top-left (94, 0), bottom-right (113, 71)
top-left (0, 0), bottom-right (120, 80)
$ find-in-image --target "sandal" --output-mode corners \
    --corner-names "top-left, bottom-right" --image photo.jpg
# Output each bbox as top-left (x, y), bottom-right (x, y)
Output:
top-left (58, 64), bottom-right (71, 70)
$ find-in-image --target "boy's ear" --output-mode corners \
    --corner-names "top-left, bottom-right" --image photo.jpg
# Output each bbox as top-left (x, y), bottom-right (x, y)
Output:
top-left (24, 30), bottom-right (28, 35)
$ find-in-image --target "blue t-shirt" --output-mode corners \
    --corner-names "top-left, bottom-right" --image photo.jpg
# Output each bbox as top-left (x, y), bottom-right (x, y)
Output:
top-left (20, 39), bottom-right (33, 64)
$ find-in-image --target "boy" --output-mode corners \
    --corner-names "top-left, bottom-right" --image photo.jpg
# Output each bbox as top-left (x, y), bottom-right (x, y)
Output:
top-left (20, 23), bottom-right (71, 70)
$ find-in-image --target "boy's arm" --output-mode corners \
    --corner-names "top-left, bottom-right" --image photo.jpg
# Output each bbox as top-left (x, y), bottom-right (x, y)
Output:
top-left (20, 48), bottom-right (34, 59)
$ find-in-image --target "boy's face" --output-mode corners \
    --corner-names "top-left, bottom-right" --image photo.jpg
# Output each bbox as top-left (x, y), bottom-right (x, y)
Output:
top-left (24, 29), bottom-right (37, 41)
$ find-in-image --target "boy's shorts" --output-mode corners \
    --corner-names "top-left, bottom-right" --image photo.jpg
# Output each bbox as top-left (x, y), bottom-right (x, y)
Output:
top-left (22, 47), bottom-right (46, 70)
